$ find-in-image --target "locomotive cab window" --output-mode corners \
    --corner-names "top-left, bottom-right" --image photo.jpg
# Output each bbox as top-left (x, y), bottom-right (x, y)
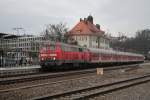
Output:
top-left (42, 43), bottom-right (56, 51)
top-left (72, 47), bottom-right (78, 52)
top-left (79, 48), bottom-right (83, 52)
top-left (49, 45), bottom-right (56, 50)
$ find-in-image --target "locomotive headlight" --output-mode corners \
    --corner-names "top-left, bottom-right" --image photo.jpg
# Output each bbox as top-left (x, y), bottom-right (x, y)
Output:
top-left (41, 58), bottom-right (44, 61)
top-left (53, 57), bottom-right (56, 60)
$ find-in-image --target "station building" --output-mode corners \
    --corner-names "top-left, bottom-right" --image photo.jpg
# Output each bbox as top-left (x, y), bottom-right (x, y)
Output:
top-left (0, 33), bottom-right (49, 66)
top-left (1, 35), bottom-right (46, 53)
top-left (67, 15), bottom-right (110, 49)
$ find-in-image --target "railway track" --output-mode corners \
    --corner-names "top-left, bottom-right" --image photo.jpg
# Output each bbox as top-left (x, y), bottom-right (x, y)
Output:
top-left (0, 69), bottom-right (95, 85)
top-left (0, 63), bottom-right (139, 78)
top-left (34, 74), bottom-right (150, 100)
top-left (0, 64), bottom-right (140, 85)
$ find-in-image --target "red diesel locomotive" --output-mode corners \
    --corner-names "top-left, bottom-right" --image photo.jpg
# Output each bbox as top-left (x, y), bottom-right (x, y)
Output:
top-left (39, 41), bottom-right (144, 69)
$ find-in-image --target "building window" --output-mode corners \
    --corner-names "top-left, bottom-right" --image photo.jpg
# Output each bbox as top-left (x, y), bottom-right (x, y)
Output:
top-left (96, 40), bottom-right (98, 43)
top-left (93, 37), bottom-right (96, 41)
top-left (82, 36), bottom-right (84, 41)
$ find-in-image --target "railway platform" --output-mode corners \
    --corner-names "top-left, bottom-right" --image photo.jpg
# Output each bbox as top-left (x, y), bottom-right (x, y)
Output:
top-left (0, 65), bottom-right (41, 77)
top-left (0, 65), bottom-right (40, 70)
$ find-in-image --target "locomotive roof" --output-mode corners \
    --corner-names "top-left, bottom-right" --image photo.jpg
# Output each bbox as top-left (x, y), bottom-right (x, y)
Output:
top-left (42, 41), bottom-right (86, 49)
top-left (60, 42), bottom-right (86, 49)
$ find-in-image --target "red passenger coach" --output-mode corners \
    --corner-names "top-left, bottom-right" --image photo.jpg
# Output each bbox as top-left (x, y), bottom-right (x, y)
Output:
top-left (89, 48), bottom-right (144, 64)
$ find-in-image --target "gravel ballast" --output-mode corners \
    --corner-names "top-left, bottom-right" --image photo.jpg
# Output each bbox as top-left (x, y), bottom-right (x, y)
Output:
top-left (0, 63), bottom-right (150, 100)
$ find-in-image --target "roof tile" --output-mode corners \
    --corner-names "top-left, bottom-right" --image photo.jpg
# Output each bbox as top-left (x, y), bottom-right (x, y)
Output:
top-left (68, 20), bottom-right (104, 36)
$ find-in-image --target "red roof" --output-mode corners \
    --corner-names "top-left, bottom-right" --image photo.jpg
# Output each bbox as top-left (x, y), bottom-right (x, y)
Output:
top-left (68, 20), bottom-right (105, 36)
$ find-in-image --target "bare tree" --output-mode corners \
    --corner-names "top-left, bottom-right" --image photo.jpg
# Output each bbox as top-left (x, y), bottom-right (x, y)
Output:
top-left (111, 29), bottom-right (150, 55)
top-left (43, 22), bottom-right (68, 42)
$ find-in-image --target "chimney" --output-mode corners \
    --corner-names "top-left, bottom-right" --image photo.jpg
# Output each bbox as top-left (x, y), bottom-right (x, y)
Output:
top-left (84, 18), bottom-right (87, 24)
top-left (84, 18), bottom-right (87, 21)
top-left (96, 24), bottom-right (100, 30)
top-left (87, 15), bottom-right (93, 24)
top-left (80, 18), bottom-right (82, 22)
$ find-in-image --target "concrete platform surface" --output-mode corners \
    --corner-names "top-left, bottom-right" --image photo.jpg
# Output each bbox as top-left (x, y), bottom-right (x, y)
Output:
top-left (0, 65), bottom-right (41, 71)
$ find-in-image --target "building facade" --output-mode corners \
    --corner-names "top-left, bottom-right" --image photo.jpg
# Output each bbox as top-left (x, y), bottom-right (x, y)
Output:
top-left (67, 15), bottom-right (110, 49)
top-left (1, 35), bottom-right (46, 51)
top-left (0, 34), bottom-right (50, 66)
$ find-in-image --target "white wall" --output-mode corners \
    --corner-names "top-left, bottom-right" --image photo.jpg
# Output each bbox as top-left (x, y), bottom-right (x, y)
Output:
top-left (73, 35), bottom-right (89, 47)
top-left (71, 34), bottom-right (110, 49)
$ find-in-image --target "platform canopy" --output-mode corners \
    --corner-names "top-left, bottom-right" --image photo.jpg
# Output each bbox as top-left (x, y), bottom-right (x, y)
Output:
top-left (0, 33), bottom-right (8, 38)
top-left (0, 33), bottom-right (21, 39)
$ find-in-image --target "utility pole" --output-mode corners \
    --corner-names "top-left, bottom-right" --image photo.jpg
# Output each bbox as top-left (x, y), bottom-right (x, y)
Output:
top-left (12, 27), bottom-right (25, 66)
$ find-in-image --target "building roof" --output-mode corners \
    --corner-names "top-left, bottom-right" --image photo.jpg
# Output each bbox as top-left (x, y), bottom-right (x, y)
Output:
top-left (0, 33), bottom-right (21, 39)
top-left (0, 33), bottom-right (8, 38)
top-left (2, 34), bottom-right (21, 39)
top-left (67, 17), bottom-right (105, 36)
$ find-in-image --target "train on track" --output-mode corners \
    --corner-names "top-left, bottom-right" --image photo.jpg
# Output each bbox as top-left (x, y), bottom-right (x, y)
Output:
top-left (39, 41), bottom-right (144, 70)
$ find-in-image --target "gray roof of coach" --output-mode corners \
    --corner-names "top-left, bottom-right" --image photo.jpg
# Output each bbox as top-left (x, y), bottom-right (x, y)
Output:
top-left (89, 48), bottom-right (143, 57)
top-left (89, 48), bottom-right (116, 54)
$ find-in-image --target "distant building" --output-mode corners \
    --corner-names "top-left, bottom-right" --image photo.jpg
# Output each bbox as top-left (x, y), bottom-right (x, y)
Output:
top-left (66, 15), bottom-right (110, 49)
top-left (0, 33), bottom-right (51, 65)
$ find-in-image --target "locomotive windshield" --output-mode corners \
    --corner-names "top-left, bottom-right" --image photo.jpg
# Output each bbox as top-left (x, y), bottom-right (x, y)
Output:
top-left (42, 42), bottom-right (56, 50)
top-left (49, 45), bottom-right (55, 50)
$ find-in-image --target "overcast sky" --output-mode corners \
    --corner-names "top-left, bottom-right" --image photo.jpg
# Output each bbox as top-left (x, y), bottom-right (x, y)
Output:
top-left (0, 0), bottom-right (149, 37)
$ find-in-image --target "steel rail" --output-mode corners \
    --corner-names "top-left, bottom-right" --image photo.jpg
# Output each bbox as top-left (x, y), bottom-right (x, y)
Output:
top-left (34, 74), bottom-right (150, 100)
top-left (0, 64), bottom-right (140, 85)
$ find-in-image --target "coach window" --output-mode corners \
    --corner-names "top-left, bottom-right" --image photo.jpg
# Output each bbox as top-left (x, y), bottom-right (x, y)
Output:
top-left (71, 47), bottom-right (73, 51)
top-left (76, 47), bottom-right (79, 51)
top-left (70, 47), bottom-right (73, 51)
top-left (73, 47), bottom-right (77, 52)
top-left (83, 48), bottom-right (87, 52)
top-left (69, 47), bottom-right (72, 51)
top-left (64, 45), bottom-right (68, 51)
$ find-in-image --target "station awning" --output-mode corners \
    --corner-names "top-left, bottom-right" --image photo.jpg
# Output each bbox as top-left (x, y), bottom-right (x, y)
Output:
top-left (0, 33), bottom-right (8, 38)
top-left (2, 34), bottom-right (21, 39)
